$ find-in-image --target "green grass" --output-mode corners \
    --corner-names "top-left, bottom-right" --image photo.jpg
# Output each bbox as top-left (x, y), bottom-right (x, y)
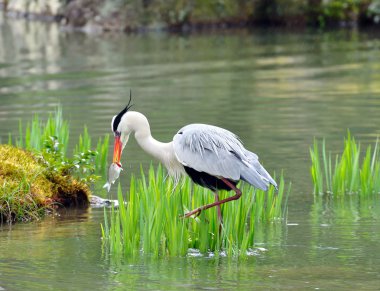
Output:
top-left (9, 106), bottom-right (109, 180)
top-left (0, 173), bottom-right (47, 222)
top-left (310, 131), bottom-right (380, 197)
top-left (2, 106), bottom-right (109, 223)
top-left (16, 107), bottom-right (69, 154)
top-left (101, 165), bottom-right (290, 257)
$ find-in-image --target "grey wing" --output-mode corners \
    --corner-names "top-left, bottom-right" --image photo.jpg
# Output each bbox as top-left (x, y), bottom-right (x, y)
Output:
top-left (242, 150), bottom-right (278, 190)
top-left (172, 124), bottom-right (242, 180)
top-left (172, 124), bottom-right (277, 190)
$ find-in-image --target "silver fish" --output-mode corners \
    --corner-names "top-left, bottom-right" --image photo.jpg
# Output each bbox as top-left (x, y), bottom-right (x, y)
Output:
top-left (103, 162), bottom-right (123, 192)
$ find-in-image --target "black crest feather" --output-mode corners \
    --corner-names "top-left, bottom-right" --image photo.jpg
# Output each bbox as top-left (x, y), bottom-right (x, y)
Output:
top-left (112, 90), bottom-right (133, 132)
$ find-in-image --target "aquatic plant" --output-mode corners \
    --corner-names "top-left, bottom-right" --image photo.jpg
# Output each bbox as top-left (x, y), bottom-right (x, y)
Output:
top-left (1, 107), bottom-right (109, 223)
top-left (10, 107), bottom-right (109, 182)
top-left (101, 165), bottom-right (290, 257)
top-left (310, 132), bottom-right (380, 196)
top-left (16, 107), bottom-right (69, 153)
top-left (0, 144), bottom-right (91, 223)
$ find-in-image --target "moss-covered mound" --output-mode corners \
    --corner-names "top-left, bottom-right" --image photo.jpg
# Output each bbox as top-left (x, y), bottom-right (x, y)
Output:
top-left (0, 144), bottom-right (90, 223)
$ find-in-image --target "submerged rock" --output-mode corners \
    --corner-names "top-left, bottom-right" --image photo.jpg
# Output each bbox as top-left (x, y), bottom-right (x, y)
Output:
top-left (0, 144), bottom-right (90, 223)
top-left (90, 195), bottom-right (118, 208)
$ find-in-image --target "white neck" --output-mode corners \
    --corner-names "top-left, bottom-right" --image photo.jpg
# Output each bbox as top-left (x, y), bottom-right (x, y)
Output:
top-left (124, 111), bottom-right (174, 165)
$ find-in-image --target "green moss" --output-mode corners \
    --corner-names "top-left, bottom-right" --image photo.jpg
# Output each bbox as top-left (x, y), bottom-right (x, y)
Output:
top-left (0, 144), bottom-right (90, 223)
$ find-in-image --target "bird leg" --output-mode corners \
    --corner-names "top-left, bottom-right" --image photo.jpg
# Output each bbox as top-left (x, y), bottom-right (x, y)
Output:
top-left (215, 191), bottom-right (223, 235)
top-left (183, 179), bottom-right (242, 218)
top-left (215, 191), bottom-right (223, 224)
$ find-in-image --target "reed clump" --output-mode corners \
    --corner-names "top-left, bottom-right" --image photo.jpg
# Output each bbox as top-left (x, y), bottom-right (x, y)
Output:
top-left (101, 165), bottom-right (290, 257)
top-left (310, 132), bottom-right (380, 197)
top-left (1, 107), bottom-right (109, 223)
top-left (0, 144), bottom-right (90, 222)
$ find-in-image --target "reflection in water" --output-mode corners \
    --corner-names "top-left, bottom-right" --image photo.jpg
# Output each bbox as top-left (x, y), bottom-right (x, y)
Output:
top-left (102, 223), bottom-right (284, 289)
top-left (1, 15), bottom-right (380, 289)
top-left (310, 195), bottom-right (380, 258)
top-left (0, 208), bottom-right (107, 290)
top-left (308, 195), bottom-right (380, 288)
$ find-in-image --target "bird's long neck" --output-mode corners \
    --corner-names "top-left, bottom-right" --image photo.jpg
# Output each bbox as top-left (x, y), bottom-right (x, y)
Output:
top-left (128, 112), bottom-right (172, 163)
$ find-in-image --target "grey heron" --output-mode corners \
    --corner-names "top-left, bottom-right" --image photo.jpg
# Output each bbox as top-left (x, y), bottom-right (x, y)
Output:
top-left (111, 100), bottom-right (277, 221)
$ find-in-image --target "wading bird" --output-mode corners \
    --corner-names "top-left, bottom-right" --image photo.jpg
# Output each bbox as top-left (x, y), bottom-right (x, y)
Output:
top-left (111, 99), bottom-right (277, 221)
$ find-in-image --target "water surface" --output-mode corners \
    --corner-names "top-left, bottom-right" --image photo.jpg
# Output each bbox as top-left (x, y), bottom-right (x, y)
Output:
top-left (1, 16), bottom-right (380, 290)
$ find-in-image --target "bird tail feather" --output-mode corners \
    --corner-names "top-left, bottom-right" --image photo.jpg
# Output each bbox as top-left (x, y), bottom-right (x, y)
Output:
top-left (240, 160), bottom-right (277, 191)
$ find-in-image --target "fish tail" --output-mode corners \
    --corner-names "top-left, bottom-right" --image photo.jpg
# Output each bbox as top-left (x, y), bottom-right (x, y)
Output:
top-left (103, 182), bottom-right (111, 192)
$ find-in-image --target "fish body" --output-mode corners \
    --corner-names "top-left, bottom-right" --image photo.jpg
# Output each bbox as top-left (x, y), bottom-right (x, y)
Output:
top-left (103, 162), bottom-right (123, 192)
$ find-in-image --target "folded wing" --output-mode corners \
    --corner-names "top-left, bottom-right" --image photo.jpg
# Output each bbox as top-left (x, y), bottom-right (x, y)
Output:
top-left (172, 124), bottom-right (277, 191)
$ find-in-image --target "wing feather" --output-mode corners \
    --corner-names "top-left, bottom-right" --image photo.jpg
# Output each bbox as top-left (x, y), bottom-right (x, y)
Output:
top-left (173, 124), bottom-right (277, 190)
top-left (173, 124), bottom-right (242, 180)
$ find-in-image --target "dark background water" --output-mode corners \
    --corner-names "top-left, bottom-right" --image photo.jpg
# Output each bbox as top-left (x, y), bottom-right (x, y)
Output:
top-left (1, 16), bottom-right (380, 290)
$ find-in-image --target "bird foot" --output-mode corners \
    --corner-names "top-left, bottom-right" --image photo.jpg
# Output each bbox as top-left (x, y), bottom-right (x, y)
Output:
top-left (182, 207), bottom-right (202, 219)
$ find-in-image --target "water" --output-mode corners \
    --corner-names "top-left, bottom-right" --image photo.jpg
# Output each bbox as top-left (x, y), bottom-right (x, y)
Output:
top-left (1, 16), bottom-right (380, 289)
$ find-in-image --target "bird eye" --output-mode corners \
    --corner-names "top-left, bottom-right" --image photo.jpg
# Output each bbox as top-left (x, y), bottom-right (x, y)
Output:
top-left (114, 131), bottom-right (121, 137)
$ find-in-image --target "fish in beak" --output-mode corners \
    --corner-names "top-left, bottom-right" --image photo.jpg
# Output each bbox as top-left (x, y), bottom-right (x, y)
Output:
top-left (103, 162), bottom-right (123, 192)
top-left (104, 133), bottom-right (124, 192)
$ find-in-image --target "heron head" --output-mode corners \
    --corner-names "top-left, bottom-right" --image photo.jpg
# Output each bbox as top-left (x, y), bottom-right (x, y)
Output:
top-left (111, 92), bottom-right (133, 165)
